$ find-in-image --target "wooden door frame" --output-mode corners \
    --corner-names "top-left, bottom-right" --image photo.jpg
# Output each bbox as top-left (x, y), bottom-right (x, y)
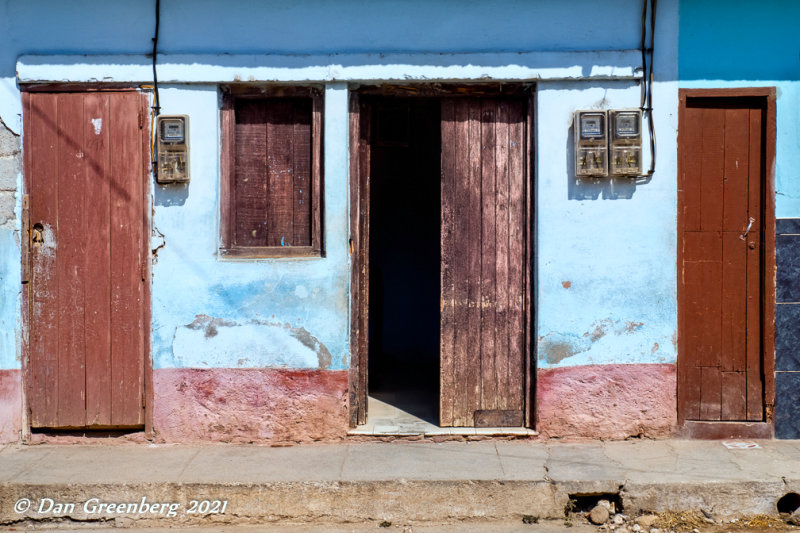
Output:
top-left (677, 87), bottom-right (776, 439)
top-left (20, 85), bottom-right (153, 439)
top-left (348, 84), bottom-right (536, 428)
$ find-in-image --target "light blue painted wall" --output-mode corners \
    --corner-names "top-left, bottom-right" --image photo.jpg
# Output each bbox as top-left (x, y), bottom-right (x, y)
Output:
top-left (0, 230), bottom-right (20, 369)
top-left (151, 84), bottom-right (350, 370)
top-left (680, 0), bottom-right (800, 218)
top-left (535, 79), bottom-right (678, 369)
top-left (0, 0), bottom-right (679, 371)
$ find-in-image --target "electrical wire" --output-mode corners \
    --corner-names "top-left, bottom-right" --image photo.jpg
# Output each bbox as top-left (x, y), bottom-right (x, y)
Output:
top-left (151, 0), bottom-right (161, 172)
top-left (638, 0), bottom-right (657, 181)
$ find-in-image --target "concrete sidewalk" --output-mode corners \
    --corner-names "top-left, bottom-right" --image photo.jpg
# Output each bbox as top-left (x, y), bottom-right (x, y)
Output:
top-left (1, 439), bottom-right (799, 529)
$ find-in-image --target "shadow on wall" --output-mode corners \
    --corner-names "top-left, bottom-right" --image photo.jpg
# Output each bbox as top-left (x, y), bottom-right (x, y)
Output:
top-left (566, 120), bottom-right (637, 201)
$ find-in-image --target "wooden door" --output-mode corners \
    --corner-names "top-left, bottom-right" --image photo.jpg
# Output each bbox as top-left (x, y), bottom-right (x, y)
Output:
top-left (440, 97), bottom-right (528, 427)
top-left (678, 94), bottom-right (772, 426)
top-left (23, 91), bottom-right (149, 429)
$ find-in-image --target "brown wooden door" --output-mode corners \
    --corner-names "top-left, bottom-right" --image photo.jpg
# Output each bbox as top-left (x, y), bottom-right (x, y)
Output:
top-left (440, 97), bottom-right (527, 427)
top-left (678, 96), bottom-right (767, 423)
top-left (23, 91), bottom-right (149, 429)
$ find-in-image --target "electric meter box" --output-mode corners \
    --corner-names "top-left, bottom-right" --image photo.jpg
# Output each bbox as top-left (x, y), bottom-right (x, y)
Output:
top-left (608, 109), bottom-right (642, 176)
top-left (156, 115), bottom-right (190, 184)
top-left (574, 111), bottom-right (608, 178)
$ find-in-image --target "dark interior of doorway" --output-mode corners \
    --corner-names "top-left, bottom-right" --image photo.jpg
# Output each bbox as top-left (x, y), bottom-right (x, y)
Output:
top-left (368, 97), bottom-right (441, 424)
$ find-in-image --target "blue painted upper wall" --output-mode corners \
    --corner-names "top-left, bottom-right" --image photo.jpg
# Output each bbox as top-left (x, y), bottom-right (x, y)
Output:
top-left (1, 0), bottom-right (646, 75)
top-left (680, 0), bottom-right (800, 81)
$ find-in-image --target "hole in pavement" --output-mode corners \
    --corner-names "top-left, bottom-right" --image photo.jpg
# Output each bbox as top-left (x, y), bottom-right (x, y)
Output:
top-left (568, 493), bottom-right (623, 514)
top-left (778, 492), bottom-right (800, 514)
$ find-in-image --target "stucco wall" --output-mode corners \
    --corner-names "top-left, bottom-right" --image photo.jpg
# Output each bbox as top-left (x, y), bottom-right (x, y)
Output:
top-left (0, 0), bottom-right (679, 441)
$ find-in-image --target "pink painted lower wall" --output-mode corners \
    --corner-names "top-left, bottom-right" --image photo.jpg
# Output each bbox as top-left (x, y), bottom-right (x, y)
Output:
top-left (153, 368), bottom-right (348, 443)
top-left (0, 369), bottom-right (21, 443)
top-left (536, 364), bottom-right (677, 439)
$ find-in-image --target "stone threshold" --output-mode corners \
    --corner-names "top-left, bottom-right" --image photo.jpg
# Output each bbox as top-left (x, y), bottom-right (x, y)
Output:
top-left (348, 425), bottom-right (537, 436)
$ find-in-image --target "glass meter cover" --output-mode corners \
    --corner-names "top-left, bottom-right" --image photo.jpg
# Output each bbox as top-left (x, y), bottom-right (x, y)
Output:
top-left (160, 118), bottom-right (186, 143)
top-left (579, 112), bottom-right (606, 140)
top-left (612, 111), bottom-right (641, 140)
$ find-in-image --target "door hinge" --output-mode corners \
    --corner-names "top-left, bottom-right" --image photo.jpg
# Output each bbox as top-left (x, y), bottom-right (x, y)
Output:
top-left (138, 111), bottom-right (144, 130)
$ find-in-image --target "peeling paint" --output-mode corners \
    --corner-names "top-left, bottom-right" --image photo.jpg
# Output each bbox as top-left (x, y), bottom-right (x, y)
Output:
top-left (538, 332), bottom-right (592, 364)
top-left (539, 317), bottom-right (658, 365)
top-left (624, 321), bottom-right (644, 333)
top-left (174, 315), bottom-right (332, 370)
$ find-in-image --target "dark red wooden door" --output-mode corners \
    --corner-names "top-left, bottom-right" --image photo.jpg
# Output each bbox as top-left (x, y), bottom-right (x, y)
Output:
top-left (440, 98), bottom-right (527, 427)
top-left (24, 91), bottom-right (149, 429)
top-left (679, 97), bottom-right (765, 422)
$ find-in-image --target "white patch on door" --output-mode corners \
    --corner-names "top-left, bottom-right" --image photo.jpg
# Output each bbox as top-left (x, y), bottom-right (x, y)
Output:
top-left (91, 118), bottom-right (103, 135)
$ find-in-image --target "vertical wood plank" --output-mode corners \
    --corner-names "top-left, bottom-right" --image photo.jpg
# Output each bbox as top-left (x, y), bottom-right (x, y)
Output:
top-left (745, 105), bottom-right (764, 421)
top-left (722, 108), bottom-right (750, 232)
top-left (699, 107), bottom-right (725, 232)
top-left (493, 99), bottom-right (511, 412)
top-left (233, 100), bottom-right (267, 246)
top-left (681, 105), bottom-right (705, 232)
top-left (83, 93), bottom-right (112, 426)
top-left (721, 232), bottom-right (746, 372)
top-left (292, 100), bottom-right (312, 246)
top-left (677, 95), bottom-right (688, 425)
top-left (525, 90), bottom-right (534, 428)
top-left (479, 99), bottom-right (497, 409)
top-left (721, 371), bottom-right (747, 420)
top-left (465, 100), bottom-right (482, 422)
top-left (439, 99), bottom-right (456, 427)
top-left (357, 99), bottom-right (371, 425)
top-left (266, 100), bottom-right (295, 247)
top-left (684, 366), bottom-right (703, 420)
top-left (28, 93), bottom-right (60, 427)
top-left (506, 99), bottom-right (526, 412)
top-left (700, 366), bottom-right (722, 420)
top-left (451, 100), bottom-right (471, 426)
top-left (311, 93), bottom-right (323, 253)
top-left (110, 92), bottom-right (144, 425)
top-left (348, 92), bottom-right (362, 427)
top-left (219, 92), bottom-right (235, 248)
top-left (56, 92), bottom-right (87, 427)
top-left (140, 91), bottom-right (153, 436)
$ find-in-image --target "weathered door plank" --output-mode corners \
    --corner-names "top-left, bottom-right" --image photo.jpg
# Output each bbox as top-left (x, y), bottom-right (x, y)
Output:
top-left (440, 97), bottom-right (527, 427)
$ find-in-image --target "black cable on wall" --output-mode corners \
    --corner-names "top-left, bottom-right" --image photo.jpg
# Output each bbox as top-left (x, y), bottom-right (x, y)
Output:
top-left (639, 0), bottom-right (657, 180)
top-left (151, 0), bottom-right (161, 171)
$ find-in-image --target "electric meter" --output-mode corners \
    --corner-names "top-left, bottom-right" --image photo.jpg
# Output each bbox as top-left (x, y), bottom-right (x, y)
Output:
top-left (156, 115), bottom-right (190, 184)
top-left (574, 111), bottom-right (608, 178)
top-left (608, 109), bottom-right (642, 176)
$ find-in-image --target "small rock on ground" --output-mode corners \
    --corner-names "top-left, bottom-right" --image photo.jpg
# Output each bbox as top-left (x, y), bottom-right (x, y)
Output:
top-left (589, 505), bottom-right (610, 525)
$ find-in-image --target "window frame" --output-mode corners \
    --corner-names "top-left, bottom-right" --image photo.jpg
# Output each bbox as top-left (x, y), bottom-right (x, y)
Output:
top-left (219, 85), bottom-right (324, 258)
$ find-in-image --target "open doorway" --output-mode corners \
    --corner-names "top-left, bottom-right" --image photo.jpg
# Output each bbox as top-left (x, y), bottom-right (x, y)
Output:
top-left (349, 86), bottom-right (535, 433)
top-left (367, 98), bottom-right (441, 425)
